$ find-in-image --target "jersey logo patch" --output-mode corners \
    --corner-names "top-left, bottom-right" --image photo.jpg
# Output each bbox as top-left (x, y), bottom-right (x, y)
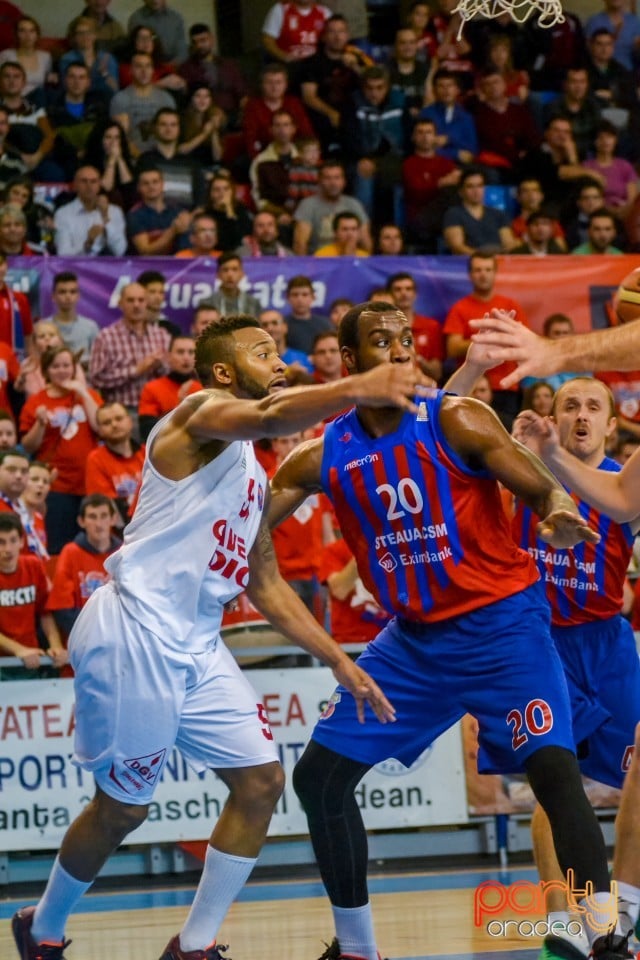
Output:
top-left (416, 401), bottom-right (429, 421)
top-left (378, 552), bottom-right (398, 572)
top-left (123, 748), bottom-right (167, 786)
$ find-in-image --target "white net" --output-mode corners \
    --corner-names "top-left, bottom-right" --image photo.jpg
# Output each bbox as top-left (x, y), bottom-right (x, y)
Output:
top-left (453, 0), bottom-right (564, 37)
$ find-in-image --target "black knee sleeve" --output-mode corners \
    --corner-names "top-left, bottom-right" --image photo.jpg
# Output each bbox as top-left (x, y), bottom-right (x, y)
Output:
top-left (293, 740), bottom-right (372, 907)
top-left (526, 746), bottom-right (609, 892)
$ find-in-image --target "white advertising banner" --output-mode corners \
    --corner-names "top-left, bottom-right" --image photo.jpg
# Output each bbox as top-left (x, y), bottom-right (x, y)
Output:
top-left (0, 669), bottom-right (468, 851)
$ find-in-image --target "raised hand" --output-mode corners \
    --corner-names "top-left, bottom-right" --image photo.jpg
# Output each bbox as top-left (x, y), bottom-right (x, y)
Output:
top-left (470, 310), bottom-right (550, 388)
top-left (512, 410), bottom-right (560, 460)
top-left (332, 658), bottom-right (396, 725)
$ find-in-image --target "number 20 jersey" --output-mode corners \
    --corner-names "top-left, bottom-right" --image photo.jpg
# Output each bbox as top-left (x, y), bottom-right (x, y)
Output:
top-left (320, 390), bottom-right (538, 623)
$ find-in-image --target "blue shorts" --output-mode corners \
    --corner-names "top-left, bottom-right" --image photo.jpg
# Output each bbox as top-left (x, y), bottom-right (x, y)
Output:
top-left (313, 582), bottom-right (575, 773)
top-left (551, 615), bottom-right (640, 789)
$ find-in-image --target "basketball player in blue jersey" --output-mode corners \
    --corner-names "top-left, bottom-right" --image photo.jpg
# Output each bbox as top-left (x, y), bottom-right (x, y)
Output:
top-left (520, 379), bottom-right (640, 960)
top-left (269, 301), bottom-right (631, 960)
top-left (451, 350), bottom-right (640, 959)
top-left (11, 315), bottom-right (438, 960)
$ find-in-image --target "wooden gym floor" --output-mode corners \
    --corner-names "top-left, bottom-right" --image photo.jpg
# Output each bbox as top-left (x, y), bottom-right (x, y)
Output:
top-left (0, 862), bottom-right (547, 960)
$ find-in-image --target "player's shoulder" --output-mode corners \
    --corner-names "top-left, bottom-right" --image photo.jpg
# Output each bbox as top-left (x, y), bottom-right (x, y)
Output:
top-left (273, 434), bottom-right (324, 488)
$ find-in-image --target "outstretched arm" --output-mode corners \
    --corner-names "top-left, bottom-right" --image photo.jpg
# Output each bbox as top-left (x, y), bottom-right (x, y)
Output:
top-left (440, 396), bottom-right (599, 548)
top-left (469, 309), bottom-right (640, 388)
top-left (186, 363), bottom-right (431, 443)
top-left (514, 410), bottom-right (640, 524)
top-left (246, 511), bottom-right (395, 725)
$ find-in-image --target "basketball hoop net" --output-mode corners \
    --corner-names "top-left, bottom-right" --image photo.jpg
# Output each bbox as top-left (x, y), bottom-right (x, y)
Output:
top-left (453, 0), bottom-right (564, 38)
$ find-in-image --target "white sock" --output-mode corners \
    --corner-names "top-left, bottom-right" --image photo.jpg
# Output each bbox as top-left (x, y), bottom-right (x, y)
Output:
top-left (332, 904), bottom-right (378, 960)
top-left (179, 846), bottom-right (256, 953)
top-left (580, 891), bottom-right (620, 946)
top-left (548, 910), bottom-right (570, 931)
top-left (617, 881), bottom-right (640, 924)
top-left (32, 857), bottom-right (92, 944)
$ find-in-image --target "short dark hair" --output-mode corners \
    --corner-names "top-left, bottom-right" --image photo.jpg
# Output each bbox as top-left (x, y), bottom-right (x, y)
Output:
top-left (588, 209), bottom-right (616, 227)
top-left (332, 210), bottom-right (361, 231)
top-left (53, 270), bottom-right (78, 288)
top-left (153, 107), bottom-right (180, 125)
top-left (339, 300), bottom-right (398, 351)
top-left (468, 250), bottom-right (497, 272)
top-left (286, 275), bottom-right (313, 295)
top-left (361, 65), bottom-right (389, 84)
top-left (0, 447), bottom-right (28, 467)
top-left (137, 270), bottom-right (166, 286)
top-left (387, 271), bottom-right (416, 291)
top-left (311, 330), bottom-right (339, 351)
top-left (79, 493), bottom-right (116, 517)
top-left (460, 166), bottom-right (485, 188)
top-left (0, 512), bottom-right (23, 536)
top-left (543, 313), bottom-right (574, 337)
top-left (136, 165), bottom-right (163, 183)
top-left (189, 22), bottom-right (211, 37)
top-left (217, 252), bottom-right (241, 272)
top-left (195, 315), bottom-right (261, 384)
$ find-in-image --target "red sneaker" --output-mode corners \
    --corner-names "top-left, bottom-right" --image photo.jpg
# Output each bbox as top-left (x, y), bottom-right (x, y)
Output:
top-left (11, 907), bottom-right (71, 960)
top-left (158, 935), bottom-right (231, 960)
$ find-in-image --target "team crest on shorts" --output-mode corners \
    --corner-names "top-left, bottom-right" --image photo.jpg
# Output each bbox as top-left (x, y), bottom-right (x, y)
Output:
top-left (319, 691), bottom-right (341, 720)
top-left (123, 748), bottom-right (167, 786)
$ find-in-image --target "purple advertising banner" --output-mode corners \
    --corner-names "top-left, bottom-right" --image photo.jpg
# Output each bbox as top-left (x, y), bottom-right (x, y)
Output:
top-left (6, 253), bottom-right (634, 334)
top-left (6, 255), bottom-right (470, 332)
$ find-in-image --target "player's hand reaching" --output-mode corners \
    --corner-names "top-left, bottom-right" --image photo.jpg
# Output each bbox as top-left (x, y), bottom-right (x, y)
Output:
top-left (352, 363), bottom-right (436, 413)
top-left (469, 310), bottom-right (551, 388)
top-left (536, 508), bottom-right (601, 549)
top-left (332, 657), bottom-right (396, 725)
top-left (512, 409), bottom-right (560, 459)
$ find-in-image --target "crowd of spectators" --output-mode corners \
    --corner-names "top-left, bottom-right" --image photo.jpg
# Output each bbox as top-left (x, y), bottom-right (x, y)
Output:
top-left (0, 1), bottom-right (635, 255)
top-left (1, 0), bottom-right (640, 671)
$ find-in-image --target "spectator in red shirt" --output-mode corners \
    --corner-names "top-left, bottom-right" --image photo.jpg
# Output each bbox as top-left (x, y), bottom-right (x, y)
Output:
top-left (443, 251), bottom-right (528, 428)
top-left (262, 0), bottom-right (331, 65)
top-left (243, 63), bottom-right (315, 158)
top-left (21, 459), bottom-right (50, 559)
top-left (138, 335), bottom-right (202, 441)
top-left (0, 408), bottom-right (16, 448)
top-left (0, 335), bottom-right (18, 413)
top-left (85, 401), bottom-right (145, 527)
top-left (318, 536), bottom-right (390, 645)
top-left (20, 346), bottom-right (102, 553)
top-left (0, 251), bottom-right (32, 357)
top-left (47, 493), bottom-right (120, 637)
top-left (386, 271), bottom-right (444, 383)
top-left (0, 513), bottom-right (66, 679)
top-left (0, 447), bottom-right (46, 559)
top-left (268, 432), bottom-right (327, 616)
top-left (310, 331), bottom-right (343, 384)
top-left (402, 118), bottom-right (460, 252)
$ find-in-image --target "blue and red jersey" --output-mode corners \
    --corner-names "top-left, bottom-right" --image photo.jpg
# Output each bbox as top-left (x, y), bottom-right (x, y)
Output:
top-left (320, 390), bottom-right (538, 622)
top-left (512, 457), bottom-right (634, 626)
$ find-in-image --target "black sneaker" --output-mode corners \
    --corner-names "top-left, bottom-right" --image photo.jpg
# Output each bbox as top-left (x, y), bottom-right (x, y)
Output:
top-left (590, 930), bottom-right (634, 960)
top-left (11, 907), bottom-right (71, 960)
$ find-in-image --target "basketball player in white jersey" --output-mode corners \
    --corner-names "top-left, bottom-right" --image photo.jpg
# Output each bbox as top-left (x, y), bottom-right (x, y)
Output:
top-left (12, 315), bottom-right (433, 960)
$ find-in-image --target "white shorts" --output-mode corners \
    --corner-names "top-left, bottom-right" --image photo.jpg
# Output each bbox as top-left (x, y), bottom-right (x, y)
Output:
top-left (69, 582), bottom-right (279, 805)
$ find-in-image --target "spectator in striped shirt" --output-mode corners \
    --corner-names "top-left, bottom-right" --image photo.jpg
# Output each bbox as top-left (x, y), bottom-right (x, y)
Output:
top-left (88, 281), bottom-right (170, 437)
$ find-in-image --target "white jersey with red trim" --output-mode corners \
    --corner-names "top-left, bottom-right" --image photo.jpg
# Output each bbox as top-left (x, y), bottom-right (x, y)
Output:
top-left (105, 414), bottom-right (266, 654)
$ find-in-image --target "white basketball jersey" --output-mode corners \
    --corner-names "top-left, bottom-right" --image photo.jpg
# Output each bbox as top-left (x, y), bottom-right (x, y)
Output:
top-left (105, 416), bottom-right (266, 653)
